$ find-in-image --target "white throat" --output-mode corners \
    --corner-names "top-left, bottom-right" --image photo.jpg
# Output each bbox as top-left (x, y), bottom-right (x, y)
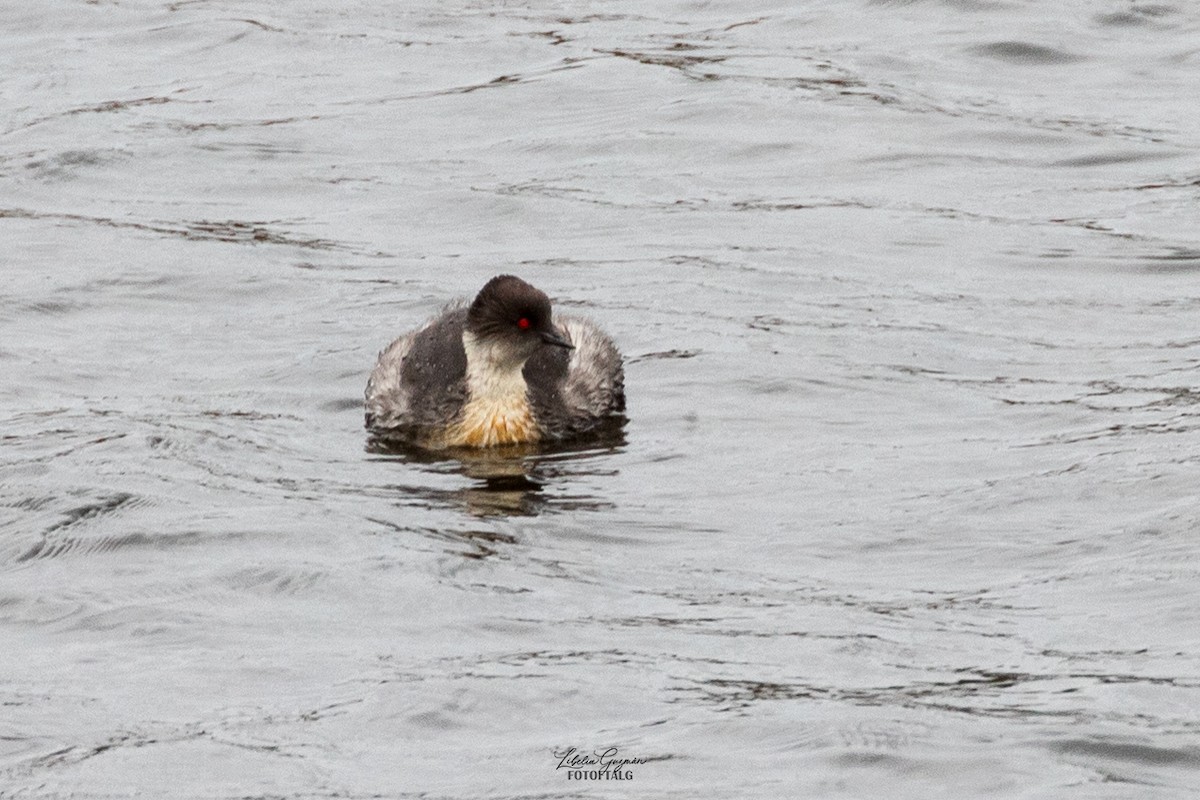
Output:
top-left (462, 331), bottom-right (530, 405)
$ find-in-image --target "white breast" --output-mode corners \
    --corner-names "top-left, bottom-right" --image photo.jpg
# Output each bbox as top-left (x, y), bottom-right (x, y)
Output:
top-left (442, 332), bottom-right (539, 447)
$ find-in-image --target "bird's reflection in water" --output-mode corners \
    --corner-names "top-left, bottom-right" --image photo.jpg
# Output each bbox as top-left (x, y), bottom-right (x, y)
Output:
top-left (366, 420), bottom-right (626, 519)
top-left (459, 445), bottom-right (549, 517)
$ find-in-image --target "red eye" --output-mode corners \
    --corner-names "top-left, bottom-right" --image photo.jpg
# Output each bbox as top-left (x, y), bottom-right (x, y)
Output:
top-left (517, 317), bottom-right (531, 330)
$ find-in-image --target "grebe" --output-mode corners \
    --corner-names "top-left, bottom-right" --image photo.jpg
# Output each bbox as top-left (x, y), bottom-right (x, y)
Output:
top-left (365, 275), bottom-right (624, 449)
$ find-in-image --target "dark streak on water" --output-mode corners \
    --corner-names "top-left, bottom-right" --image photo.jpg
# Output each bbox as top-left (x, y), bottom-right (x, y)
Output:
top-left (3, 0), bottom-right (1200, 798)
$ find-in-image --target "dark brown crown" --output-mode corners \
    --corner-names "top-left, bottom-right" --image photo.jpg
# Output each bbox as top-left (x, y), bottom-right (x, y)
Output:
top-left (466, 275), bottom-right (554, 341)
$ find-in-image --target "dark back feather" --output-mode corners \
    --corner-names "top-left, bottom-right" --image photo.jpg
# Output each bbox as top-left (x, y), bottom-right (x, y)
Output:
top-left (524, 341), bottom-right (571, 434)
top-left (399, 308), bottom-right (469, 429)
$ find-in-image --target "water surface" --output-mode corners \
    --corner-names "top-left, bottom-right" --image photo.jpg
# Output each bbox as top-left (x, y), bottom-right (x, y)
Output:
top-left (3, 1), bottom-right (1200, 797)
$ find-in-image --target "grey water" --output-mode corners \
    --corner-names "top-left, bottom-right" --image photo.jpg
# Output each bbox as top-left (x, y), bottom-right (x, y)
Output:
top-left (3, 1), bottom-right (1200, 797)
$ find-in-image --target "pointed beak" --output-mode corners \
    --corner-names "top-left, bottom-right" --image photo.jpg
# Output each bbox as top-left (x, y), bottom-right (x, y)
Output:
top-left (540, 328), bottom-right (575, 350)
